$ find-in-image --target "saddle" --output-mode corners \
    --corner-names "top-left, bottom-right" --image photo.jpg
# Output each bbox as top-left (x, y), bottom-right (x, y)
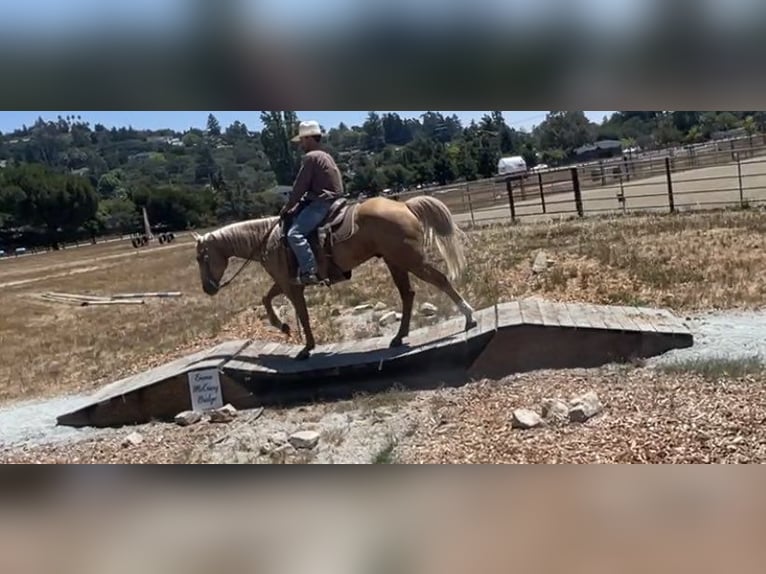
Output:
top-left (281, 197), bottom-right (359, 285)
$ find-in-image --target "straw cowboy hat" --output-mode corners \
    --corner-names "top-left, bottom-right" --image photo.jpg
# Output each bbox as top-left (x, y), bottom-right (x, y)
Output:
top-left (291, 120), bottom-right (323, 142)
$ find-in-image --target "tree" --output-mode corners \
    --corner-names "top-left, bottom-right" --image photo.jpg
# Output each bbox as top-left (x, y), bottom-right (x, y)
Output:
top-left (97, 169), bottom-right (127, 199)
top-left (259, 111), bottom-right (302, 186)
top-left (98, 198), bottom-right (139, 235)
top-left (3, 164), bottom-right (99, 248)
top-left (206, 114), bottom-right (221, 137)
top-left (742, 115), bottom-right (757, 146)
top-left (432, 144), bottom-right (456, 185)
top-left (362, 112), bottom-right (386, 152)
top-left (381, 113), bottom-right (413, 146)
top-left (533, 112), bottom-right (597, 157)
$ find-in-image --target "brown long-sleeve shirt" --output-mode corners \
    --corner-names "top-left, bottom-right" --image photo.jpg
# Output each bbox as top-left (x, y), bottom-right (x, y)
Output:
top-left (286, 150), bottom-right (344, 208)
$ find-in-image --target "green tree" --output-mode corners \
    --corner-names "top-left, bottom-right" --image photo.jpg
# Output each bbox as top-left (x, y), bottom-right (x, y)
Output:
top-left (259, 111), bottom-right (302, 185)
top-left (533, 111), bottom-right (597, 157)
top-left (362, 112), bottom-right (386, 152)
top-left (207, 113), bottom-right (221, 137)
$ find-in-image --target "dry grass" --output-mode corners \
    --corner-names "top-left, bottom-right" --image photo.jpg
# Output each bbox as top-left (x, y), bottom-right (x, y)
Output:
top-left (2, 208), bottom-right (766, 405)
top-left (0, 236), bottom-right (281, 403)
top-left (659, 356), bottom-right (766, 380)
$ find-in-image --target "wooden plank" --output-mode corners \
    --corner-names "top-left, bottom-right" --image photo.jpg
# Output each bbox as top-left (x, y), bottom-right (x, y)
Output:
top-left (537, 300), bottom-right (561, 328)
top-left (254, 341), bottom-right (282, 357)
top-left (497, 301), bottom-right (522, 328)
top-left (477, 306), bottom-right (496, 333)
top-left (519, 298), bottom-right (545, 326)
top-left (318, 343), bottom-right (339, 356)
top-left (111, 292), bottom-right (182, 299)
top-left (88, 343), bottom-right (232, 403)
top-left (572, 303), bottom-right (607, 330)
top-left (615, 305), bottom-right (654, 333)
top-left (352, 337), bottom-right (385, 354)
top-left (551, 301), bottom-right (577, 328)
top-left (190, 340), bottom-right (252, 371)
top-left (45, 292), bottom-right (112, 302)
top-left (564, 302), bottom-right (593, 329)
top-left (82, 300), bottom-right (145, 306)
top-left (327, 340), bottom-right (356, 356)
top-left (613, 308), bottom-right (642, 332)
top-left (617, 306), bottom-right (658, 333)
top-left (596, 304), bottom-right (630, 331)
top-left (636, 306), bottom-right (689, 334)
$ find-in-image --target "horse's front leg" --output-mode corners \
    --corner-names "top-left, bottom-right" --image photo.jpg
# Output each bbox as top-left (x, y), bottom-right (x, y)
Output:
top-left (286, 286), bottom-right (315, 360)
top-left (262, 282), bottom-right (290, 337)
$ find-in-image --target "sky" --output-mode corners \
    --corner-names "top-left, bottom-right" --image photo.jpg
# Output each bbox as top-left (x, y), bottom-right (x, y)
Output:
top-left (0, 111), bottom-right (615, 135)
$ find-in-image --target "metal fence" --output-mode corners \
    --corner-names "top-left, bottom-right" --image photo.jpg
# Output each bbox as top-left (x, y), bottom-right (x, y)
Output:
top-left (395, 135), bottom-right (766, 226)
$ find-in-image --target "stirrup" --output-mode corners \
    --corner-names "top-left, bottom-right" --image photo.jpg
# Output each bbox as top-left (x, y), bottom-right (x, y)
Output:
top-left (294, 273), bottom-right (320, 286)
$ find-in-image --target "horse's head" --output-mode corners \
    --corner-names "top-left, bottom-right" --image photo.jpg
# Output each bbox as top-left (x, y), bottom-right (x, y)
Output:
top-left (193, 232), bottom-right (229, 296)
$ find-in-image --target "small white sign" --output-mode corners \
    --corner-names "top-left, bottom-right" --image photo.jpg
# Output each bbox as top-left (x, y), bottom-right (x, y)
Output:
top-left (188, 369), bottom-right (223, 412)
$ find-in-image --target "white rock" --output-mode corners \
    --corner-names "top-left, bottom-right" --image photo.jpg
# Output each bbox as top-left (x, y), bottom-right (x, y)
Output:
top-left (174, 410), bottom-right (202, 427)
top-left (541, 399), bottom-right (570, 423)
top-left (353, 304), bottom-right (373, 315)
top-left (532, 251), bottom-right (551, 274)
top-left (273, 443), bottom-right (296, 457)
top-left (379, 311), bottom-right (400, 327)
top-left (268, 431), bottom-right (289, 445)
top-left (511, 409), bottom-right (545, 430)
top-left (209, 404), bottom-right (238, 423)
top-left (122, 432), bottom-right (144, 447)
top-left (569, 391), bottom-right (603, 423)
top-left (373, 302), bottom-right (387, 311)
top-left (419, 302), bottom-right (438, 316)
top-left (289, 430), bottom-right (320, 450)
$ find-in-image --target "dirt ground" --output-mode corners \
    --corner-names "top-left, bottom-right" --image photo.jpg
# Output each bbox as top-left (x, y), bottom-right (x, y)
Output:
top-left (2, 206), bottom-right (766, 463)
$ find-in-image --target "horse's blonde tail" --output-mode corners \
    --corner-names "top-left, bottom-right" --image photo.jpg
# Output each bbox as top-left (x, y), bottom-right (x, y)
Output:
top-left (405, 195), bottom-right (467, 281)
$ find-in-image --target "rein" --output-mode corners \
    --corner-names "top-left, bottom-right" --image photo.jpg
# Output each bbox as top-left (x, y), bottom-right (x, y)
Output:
top-left (204, 217), bottom-right (282, 292)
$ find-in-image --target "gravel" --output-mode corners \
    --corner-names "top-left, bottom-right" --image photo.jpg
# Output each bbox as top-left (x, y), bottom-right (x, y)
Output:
top-left (0, 393), bottom-right (108, 449)
top-left (646, 310), bottom-right (766, 367)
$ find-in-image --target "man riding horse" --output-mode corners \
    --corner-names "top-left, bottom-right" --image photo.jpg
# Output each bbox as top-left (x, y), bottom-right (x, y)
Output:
top-left (280, 120), bottom-right (345, 286)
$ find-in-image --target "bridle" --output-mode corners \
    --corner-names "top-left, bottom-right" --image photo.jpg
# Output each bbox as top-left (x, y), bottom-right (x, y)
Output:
top-left (197, 217), bottom-right (282, 292)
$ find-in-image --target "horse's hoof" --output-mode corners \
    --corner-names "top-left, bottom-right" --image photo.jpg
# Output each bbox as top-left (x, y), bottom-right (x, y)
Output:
top-left (465, 318), bottom-right (478, 332)
top-left (295, 347), bottom-right (312, 361)
top-left (280, 323), bottom-right (291, 337)
top-left (389, 337), bottom-right (403, 348)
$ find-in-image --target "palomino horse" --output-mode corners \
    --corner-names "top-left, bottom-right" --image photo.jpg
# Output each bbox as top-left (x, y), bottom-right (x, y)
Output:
top-left (193, 195), bottom-right (477, 360)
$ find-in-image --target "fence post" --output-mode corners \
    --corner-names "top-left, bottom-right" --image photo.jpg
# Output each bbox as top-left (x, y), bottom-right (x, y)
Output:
top-left (623, 156), bottom-right (631, 182)
top-left (537, 172), bottom-right (547, 214)
top-left (736, 152), bottom-right (744, 208)
top-left (505, 177), bottom-right (517, 222)
top-left (570, 168), bottom-right (584, 217)
top-left (665, 157), bottom-right (675, 213)
top-left (464, 182), bottom-right (476, 226)
top-left (617, 175), bottom-right (626, 214)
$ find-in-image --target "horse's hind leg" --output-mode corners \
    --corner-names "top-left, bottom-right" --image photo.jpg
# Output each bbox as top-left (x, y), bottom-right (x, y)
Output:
top-left (410, 263), bottom-right (476, 331)
top-left (284, 284), bottom-right (316, 360)
top-left (262, 282), bottom-right (290, 337)
top-left (385, 260), bottom-right (415, 348)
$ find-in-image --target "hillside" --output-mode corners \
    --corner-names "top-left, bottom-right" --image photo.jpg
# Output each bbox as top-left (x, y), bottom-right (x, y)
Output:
top-left (1, 110), bottom-right (763, 249)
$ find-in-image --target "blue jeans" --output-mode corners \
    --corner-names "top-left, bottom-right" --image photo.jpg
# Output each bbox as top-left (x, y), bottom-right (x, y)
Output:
top-left (287, 199), bottom-right (333, 275)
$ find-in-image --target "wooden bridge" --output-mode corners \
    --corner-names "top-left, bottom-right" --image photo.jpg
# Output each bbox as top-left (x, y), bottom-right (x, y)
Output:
top-left (57, 298), bottom-right (693, 428)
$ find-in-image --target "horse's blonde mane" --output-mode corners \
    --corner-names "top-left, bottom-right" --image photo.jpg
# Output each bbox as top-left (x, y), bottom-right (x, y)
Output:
top-left (206, 216), bottom-right (280, 259)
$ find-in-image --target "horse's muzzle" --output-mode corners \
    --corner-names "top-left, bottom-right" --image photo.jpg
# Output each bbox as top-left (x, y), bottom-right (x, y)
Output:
top-left (202, 280), bottom-right (220, 296)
